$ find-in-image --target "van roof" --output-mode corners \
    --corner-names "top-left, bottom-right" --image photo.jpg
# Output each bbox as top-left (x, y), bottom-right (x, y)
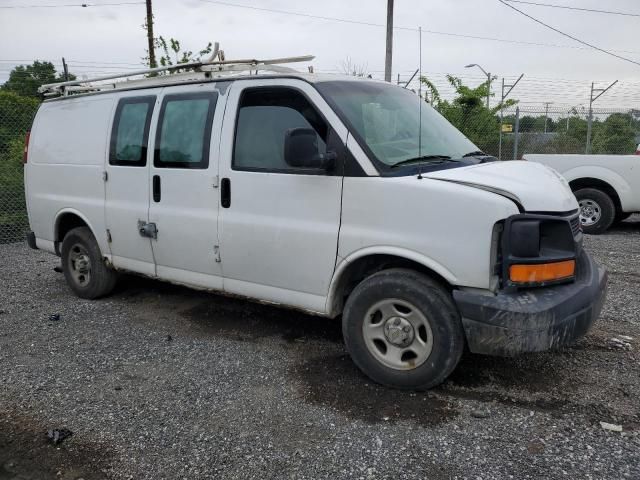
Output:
top-left (38, 54), bottom-right (384, 101)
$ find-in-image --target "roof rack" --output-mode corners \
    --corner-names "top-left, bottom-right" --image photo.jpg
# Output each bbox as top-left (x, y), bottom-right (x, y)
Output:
top-left (38, 45), bottom-right (315, 97)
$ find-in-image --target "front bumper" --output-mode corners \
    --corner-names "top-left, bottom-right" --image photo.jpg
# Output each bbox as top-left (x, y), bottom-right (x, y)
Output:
top-left (453, 251), bottom-right (607, 356)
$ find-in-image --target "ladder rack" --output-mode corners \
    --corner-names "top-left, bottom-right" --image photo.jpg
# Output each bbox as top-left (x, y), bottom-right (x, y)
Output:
top-left (38, 54), bottom-right (315, 97)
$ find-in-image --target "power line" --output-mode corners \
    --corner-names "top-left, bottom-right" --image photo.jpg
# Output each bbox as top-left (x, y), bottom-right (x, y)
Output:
top-left (497, 0), bottom-right (640, 68)
top-left (504, 1), bottom-right (640, 18)
top-left (197, 0), bottom-right (640, 55)
top-left (0, 2), bottom-right (143, 8)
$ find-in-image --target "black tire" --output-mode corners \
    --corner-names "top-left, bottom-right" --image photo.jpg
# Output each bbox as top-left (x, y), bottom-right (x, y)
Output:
top-left (574, 188), bottom-right (615, 235)
top-left (61, 227), bottom-right (117, 299)
top-left (342, 268), bottom-right (464, 390)
top-left (613, 211), bottom-right (632, 225)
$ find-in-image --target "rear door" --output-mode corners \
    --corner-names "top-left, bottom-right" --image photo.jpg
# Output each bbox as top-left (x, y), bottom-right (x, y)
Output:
top-left (105, 92), bottom-right (157, 275)
top-left (147, 84), bottom-right (224, 289)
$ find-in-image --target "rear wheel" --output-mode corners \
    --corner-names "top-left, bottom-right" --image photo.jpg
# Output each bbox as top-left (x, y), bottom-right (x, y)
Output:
top-left (574, 188), bottom-right (615, 235)
top-left (342, 268), bottom-right (464, 390)
top-left (61, 227), bottom-right (117, 299)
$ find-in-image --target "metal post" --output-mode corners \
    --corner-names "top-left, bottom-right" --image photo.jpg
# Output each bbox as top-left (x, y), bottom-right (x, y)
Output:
top-left (62, 57), bottom-right (69, 81)
top-left (585, 80), bottom-right (618, 154)
top-left (543, 102), bottom-right (552, 133)
top-left (586, 93), bottom-right (593, 154)
top-left (397, 73), bottom-right (400, 85)
top-left (384, 0), bottom-right (394, 82)
top-left (486, 72), bottom-right (491, 110)
top-left (498, 74), bottom-right (524, 160)
top-left (513, 106), bottom-right (520, 161)
top-left (146, 0), bottom-right (157, 70)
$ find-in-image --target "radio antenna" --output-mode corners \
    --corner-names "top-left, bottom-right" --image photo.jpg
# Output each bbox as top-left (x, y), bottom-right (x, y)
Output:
top-left (418, 26), bottom-right (423, 161)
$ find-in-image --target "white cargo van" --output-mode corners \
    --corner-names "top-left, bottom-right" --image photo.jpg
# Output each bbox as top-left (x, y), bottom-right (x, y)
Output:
top-left (24, 58), bottom-right (607, 389)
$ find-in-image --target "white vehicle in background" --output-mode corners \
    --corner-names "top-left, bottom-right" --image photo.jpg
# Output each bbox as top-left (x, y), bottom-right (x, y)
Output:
top-left (525, 154), bottom-right (640, 234)
top-left (24, 56), bottom-right (607, 390)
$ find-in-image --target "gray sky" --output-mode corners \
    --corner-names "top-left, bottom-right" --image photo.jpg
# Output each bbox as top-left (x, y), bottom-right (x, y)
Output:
top-left (1, 0), bottom-right (639, 111)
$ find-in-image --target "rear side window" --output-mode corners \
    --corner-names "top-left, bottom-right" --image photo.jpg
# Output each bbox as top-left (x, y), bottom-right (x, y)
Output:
top-left (154, 92), bottom-right (217, 169)
top-left (109, 96), bottom-right (155, 166)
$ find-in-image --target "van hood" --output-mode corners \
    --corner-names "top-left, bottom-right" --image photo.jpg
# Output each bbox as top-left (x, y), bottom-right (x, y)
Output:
top-left (424, 160), bottom-right (578, 212)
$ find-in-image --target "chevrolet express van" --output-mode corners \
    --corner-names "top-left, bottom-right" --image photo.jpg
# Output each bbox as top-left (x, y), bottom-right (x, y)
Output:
top-left (24, 60), bottom-right (607, 389)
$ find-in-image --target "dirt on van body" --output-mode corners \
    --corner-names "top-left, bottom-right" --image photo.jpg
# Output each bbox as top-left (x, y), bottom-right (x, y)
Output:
top-left (1, 218), bottom-right (639, 479)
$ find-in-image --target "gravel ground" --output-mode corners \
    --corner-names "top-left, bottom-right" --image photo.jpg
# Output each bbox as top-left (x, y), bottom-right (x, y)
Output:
top-left (1, 218), bottom-right (639, 480)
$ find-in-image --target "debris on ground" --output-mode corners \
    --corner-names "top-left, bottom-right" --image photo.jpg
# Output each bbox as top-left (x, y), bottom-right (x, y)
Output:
top-left (600, 422), bottom-right (623, 432)
top-left (48, 313), bottom-right (60, 322)
top-left (53, 265), bottom-right (63, 273)
top-left (471, 409), bottom-right (490, 419)
top-left (166, 334), bottom-right (172, 342)
top-left (609, 337), bottom-right (633, 350)
top-left (46, 428), bottom-right (73, 445)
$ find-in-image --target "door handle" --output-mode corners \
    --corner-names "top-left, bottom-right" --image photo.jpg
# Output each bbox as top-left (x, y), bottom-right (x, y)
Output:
top-left (153, 175), bottom-right (161, 202)
top-left (221, 177), bottom-right (231, 208)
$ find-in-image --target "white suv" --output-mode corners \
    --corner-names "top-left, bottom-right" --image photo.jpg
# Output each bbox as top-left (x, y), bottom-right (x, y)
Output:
top-left (24, 70), bottom-right (607, 389)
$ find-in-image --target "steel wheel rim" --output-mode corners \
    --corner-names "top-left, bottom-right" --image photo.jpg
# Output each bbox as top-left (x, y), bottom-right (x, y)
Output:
top-left (362, 298), bottom-right (434, 371)
top-left (68, 243), bottom-right (91, 287)
top-left (579, 199), bottom-right (602, 227)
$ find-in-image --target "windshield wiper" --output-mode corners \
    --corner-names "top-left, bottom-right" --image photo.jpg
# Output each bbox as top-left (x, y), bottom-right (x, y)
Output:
top-left (462, 150), bottom-right (487, 157)
top-left (390, 155), bottom-right (454, 168)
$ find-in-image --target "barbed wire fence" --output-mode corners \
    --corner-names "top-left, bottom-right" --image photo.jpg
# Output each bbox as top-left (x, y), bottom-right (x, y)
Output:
top-left (1, 83), bottom-right (639, 244)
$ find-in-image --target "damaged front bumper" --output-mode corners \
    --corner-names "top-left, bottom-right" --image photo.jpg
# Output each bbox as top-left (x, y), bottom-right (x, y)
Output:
top-left (453, 251), bottom-right (607, 356)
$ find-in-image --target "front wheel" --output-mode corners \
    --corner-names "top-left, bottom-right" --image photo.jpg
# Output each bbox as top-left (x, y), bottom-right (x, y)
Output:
top-left (342, 269), bottom-right (464, 390)
top-left (61, 227), bottom-right (117, 299)
top-left (575, 188), bottom-right (615, 235)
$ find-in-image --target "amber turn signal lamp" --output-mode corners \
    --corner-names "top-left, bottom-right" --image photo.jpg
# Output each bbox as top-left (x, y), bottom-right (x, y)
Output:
top-left (509, 260), bottom-right (575, 284)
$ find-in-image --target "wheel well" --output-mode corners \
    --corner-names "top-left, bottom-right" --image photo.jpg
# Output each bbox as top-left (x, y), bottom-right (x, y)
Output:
top-left (569, 178), bottom-right (622, 214)
top-left (330, 254), bottom-right (451, 317)
top-left (55, 213), bottom-right (89, 244)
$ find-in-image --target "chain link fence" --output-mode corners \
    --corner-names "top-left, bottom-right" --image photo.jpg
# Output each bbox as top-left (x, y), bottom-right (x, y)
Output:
top-left (452, 106), bottom-right (640, 160)
top-left (0, 91), bottom-right (39, 244)
top-left (1, 92), bottom-right (639, 244)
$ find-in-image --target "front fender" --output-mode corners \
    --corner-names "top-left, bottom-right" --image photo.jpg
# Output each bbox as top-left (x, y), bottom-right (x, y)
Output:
top-left (325, 246), bottom-right (459, 316)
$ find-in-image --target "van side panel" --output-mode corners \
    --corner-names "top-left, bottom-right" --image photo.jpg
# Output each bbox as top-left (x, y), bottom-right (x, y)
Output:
top-left (26, 96), bottom-right (115, 254)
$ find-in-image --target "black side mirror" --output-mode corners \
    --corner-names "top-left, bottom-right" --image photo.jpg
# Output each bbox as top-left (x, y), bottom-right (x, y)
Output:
top-left (284, 128), bottom-right (336, 170)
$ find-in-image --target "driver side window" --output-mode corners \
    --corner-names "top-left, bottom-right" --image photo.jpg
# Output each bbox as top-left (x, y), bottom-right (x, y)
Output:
top-left (233, 87), bottom-right (327, 172)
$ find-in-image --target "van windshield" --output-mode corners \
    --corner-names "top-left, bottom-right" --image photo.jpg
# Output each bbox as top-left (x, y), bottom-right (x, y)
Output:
top-left (315, 80), bottom-right (479, 168)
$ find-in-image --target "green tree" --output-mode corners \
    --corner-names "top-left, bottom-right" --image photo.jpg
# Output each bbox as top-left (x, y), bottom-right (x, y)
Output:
top-left (156, 36), bottom-right (213, 67)
top-left (0, 91), bottom-right (40, 150)
top-left (1, 61), bottom-right (74, 98)
top-left (591, 113), bottom-right (636, 154)
top-left (421, 75), bottom-right (517, 156)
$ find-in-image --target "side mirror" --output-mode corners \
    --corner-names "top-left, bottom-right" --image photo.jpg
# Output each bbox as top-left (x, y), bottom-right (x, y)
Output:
top-left (284, 128), bottom-right (336, 170)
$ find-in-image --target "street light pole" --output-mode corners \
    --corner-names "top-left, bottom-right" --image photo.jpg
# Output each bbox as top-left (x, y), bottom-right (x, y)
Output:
top-left (465, 63), bottom-right (491, 109)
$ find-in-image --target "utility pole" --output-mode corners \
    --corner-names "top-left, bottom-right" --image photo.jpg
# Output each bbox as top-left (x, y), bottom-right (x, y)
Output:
top-left (61, 57), bottom-right (69, 81)
top-left (145, 0), bottom-right (157, 70)
top-left (586, 80), bottom-right (618, 154)
top-left (543, 102), bottom-right (553, 133)
top-left (384, 0), bottom-right (394, 82)
top-left (498, 74), bottom-right (524, 160)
